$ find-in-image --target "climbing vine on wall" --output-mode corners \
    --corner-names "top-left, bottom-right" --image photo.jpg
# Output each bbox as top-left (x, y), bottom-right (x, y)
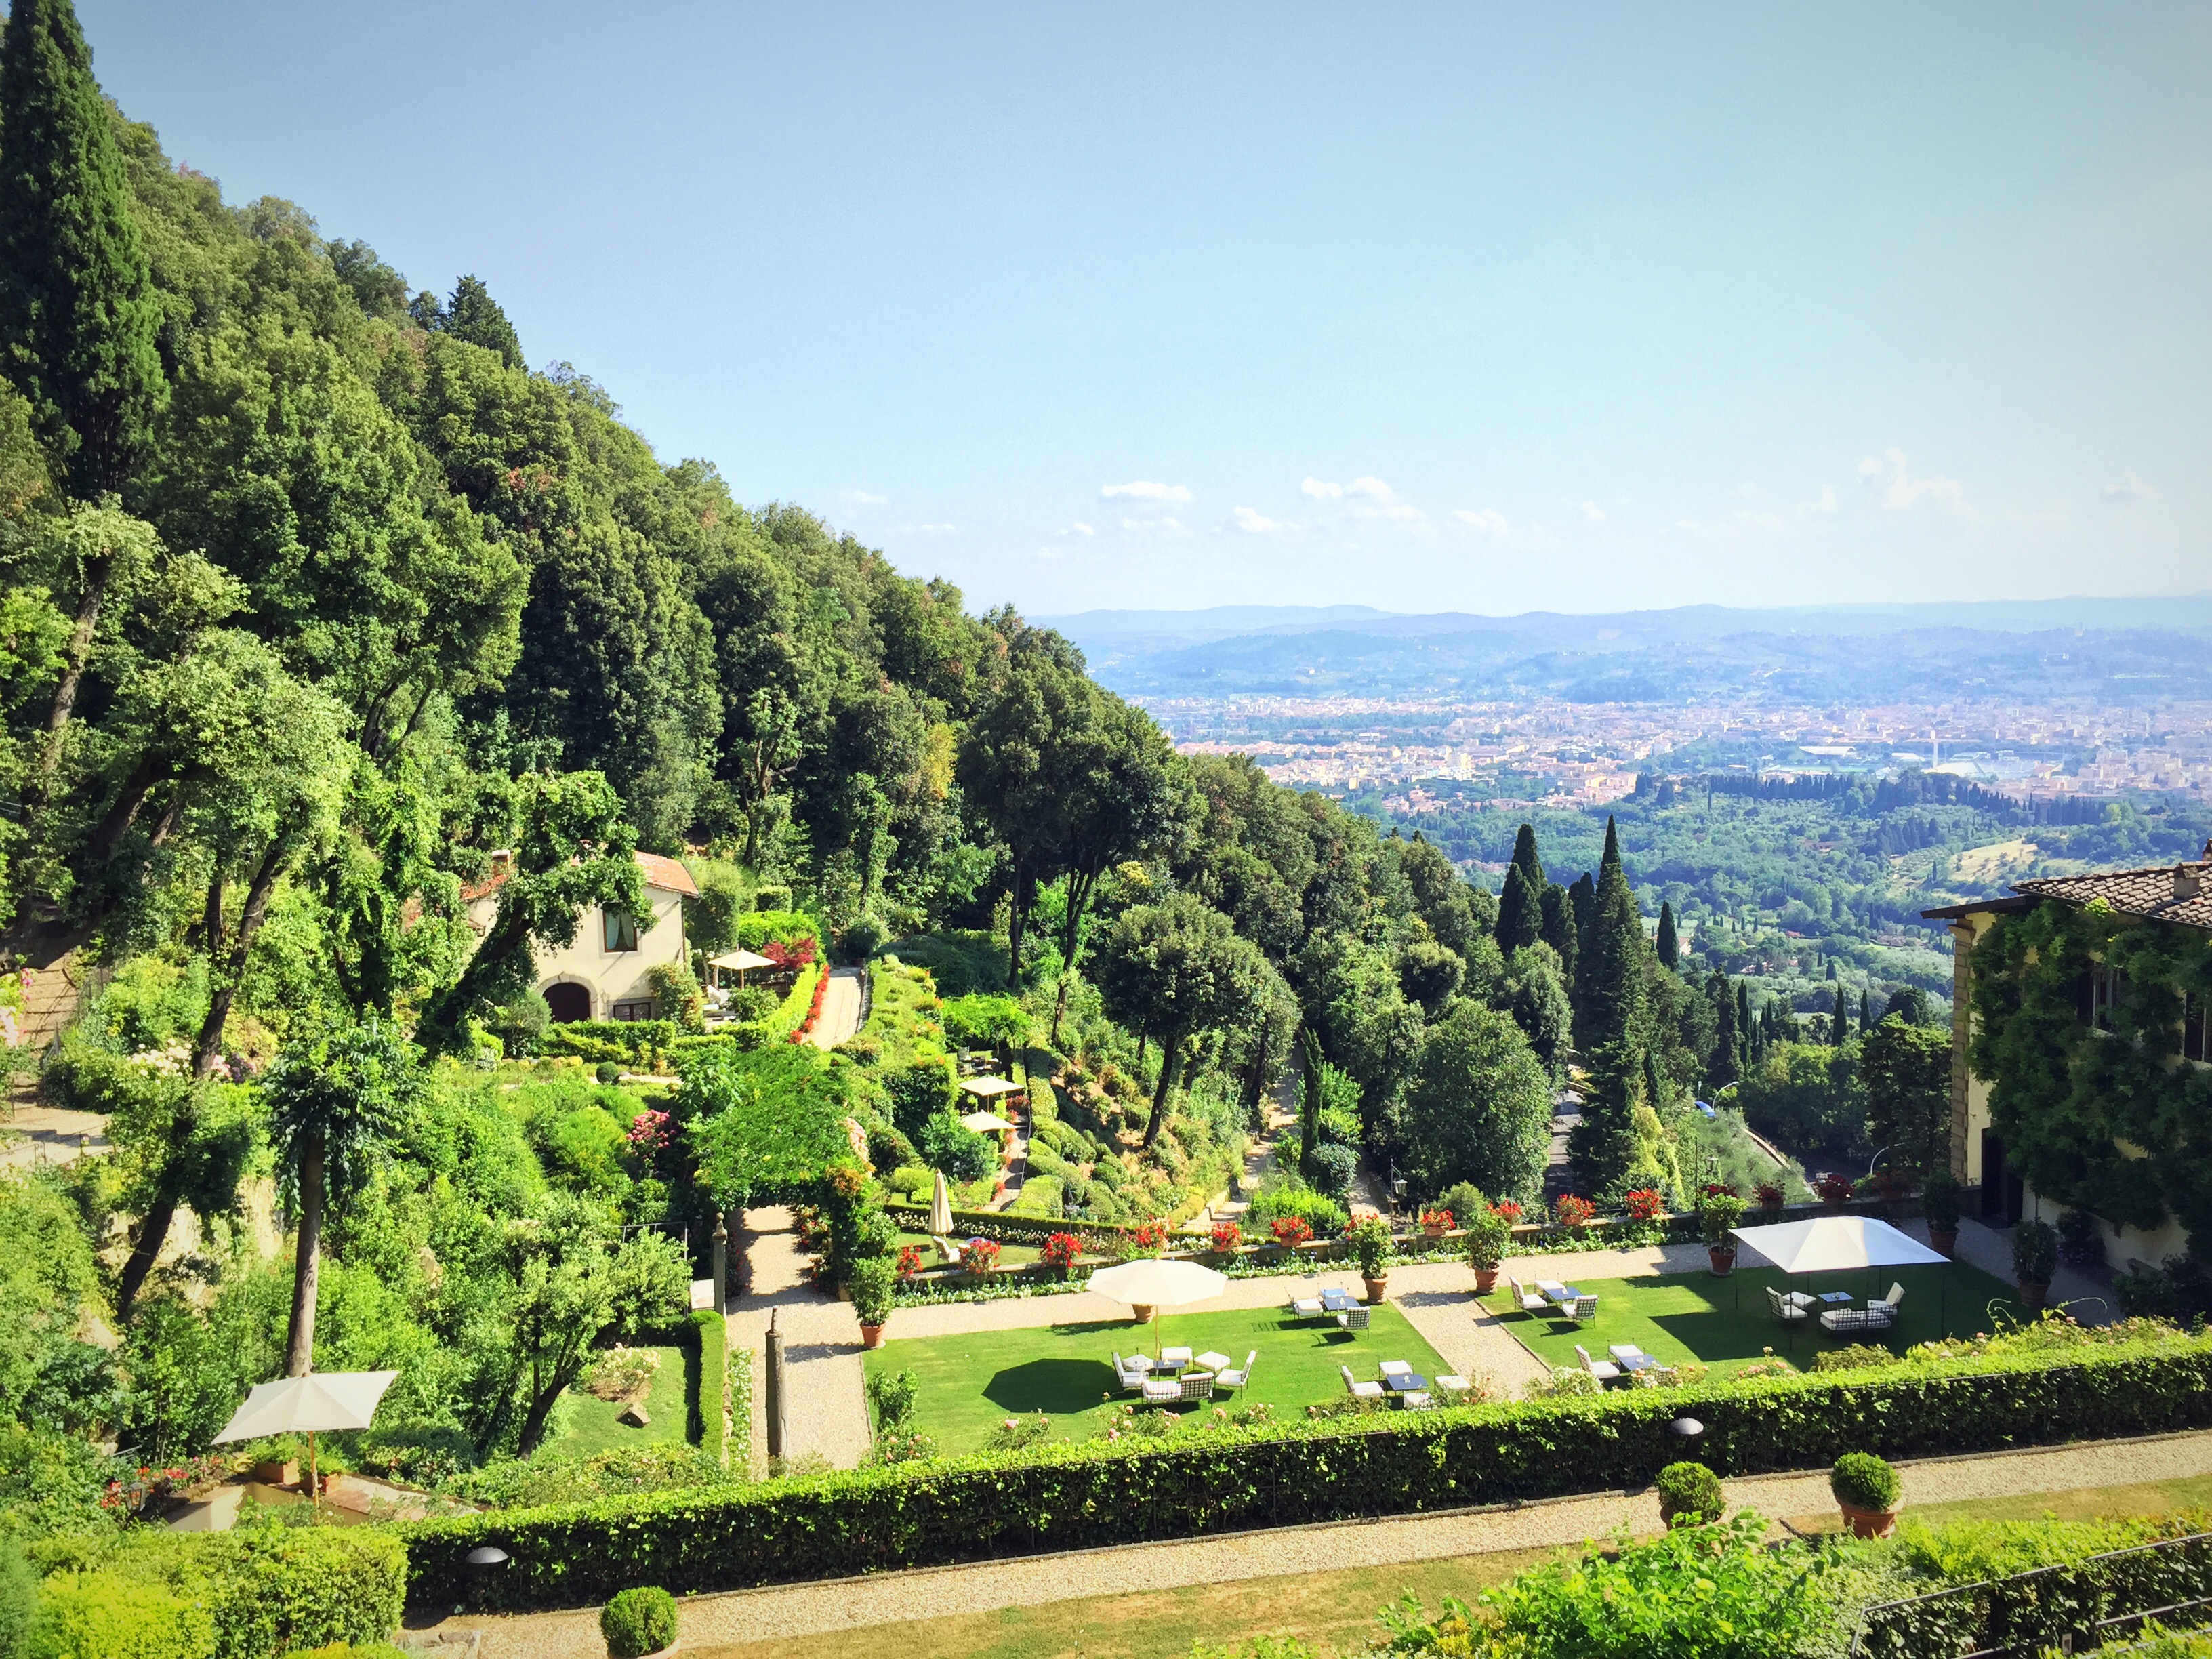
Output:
top-left (1970, 900), bottom-right (2212, 1241)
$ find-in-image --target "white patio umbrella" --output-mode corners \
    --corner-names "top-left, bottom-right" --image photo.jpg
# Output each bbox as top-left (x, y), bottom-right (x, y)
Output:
top-left (708, 947), bottom-right (776, 987)
top-left (959, 1074), bottom-right (1024, 1099)
top-left (213, 1370), bottom-right (398, 1507)
top-left (1729, 1215), bottom-right (1952, 1341)
top-left (958, 1111), bottom-right (1017, 1134)
top-left (929, 1168), bottom-right (955, 1237)
top-left (1088, 1258), bottom-right (1227, 1358)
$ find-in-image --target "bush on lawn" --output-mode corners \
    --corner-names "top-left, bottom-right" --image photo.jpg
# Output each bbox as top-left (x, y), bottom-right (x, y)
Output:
top-left (401, 1326), bottom-right (2212, 1611)
top-left (600, 1585), bottom-right (677, 1659)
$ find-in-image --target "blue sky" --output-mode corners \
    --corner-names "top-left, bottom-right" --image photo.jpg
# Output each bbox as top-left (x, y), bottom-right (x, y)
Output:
top-left (81, 1), bottom-right (2210, 617)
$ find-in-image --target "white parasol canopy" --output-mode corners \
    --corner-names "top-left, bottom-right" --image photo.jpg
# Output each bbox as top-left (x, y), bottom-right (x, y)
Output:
top-left (1089, 1258), bottom-right (1226, 1313)
top-left (959, 1075), bottom-right (1024, 1099)
top-left (213, 1371), bottom-right (398, 1443)
top-left (1729, 1215), bottom-right (1948, 1273)
top-left (709, 948), bottom-right (777, 973)
top-left (959, 1110), bottom-right (1017, 1134)
top-left (929, 1168), bottom-right (955, 1236)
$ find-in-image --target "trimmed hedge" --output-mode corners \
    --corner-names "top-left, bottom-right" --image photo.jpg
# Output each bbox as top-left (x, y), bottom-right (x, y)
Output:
top-left (401, 1333), bottom-right (2212, 1612)
top-left (687, 1309), bottom-right (727, 1470)
top-left (1858, 1530), bottom-right (2212, 1657)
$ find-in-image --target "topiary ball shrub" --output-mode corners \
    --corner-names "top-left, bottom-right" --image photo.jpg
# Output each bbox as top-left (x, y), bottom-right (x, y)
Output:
top-left (1654, 1460), bottom-right (1724, 1528)
top-left (600, 1585), bottom-right (678, 1658)
top-left (1830, 1451), bottom-right (1901, 1513)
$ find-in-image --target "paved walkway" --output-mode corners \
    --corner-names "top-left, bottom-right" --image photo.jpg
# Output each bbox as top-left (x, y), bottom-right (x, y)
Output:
top-left (429, 1427), bottom-right (2212, 1656)
top-left (804, 968), bottom-right (863, 1050)
top-left (727, 1208), bottom-right (871, 1473)
top-left (0, 1094), bottom-right (110, 1169)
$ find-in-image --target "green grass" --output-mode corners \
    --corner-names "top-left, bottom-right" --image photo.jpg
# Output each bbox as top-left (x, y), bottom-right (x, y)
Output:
top-left (1492, 1261), bottom-right (2026, 1378)
top-left (546, 1344), bottom-right (693, 1458)
top-left (896, 1229), bottom-right (1042, 1267)
top-left (865, 1304), bottom-right (1453, 1454)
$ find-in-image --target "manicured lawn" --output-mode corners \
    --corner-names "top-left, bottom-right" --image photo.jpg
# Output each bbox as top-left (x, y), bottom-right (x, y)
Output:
top-left (897, 1229), bottom-right (1042, 1267)
top-left (547, 1343), bottom-right (693, 1458)
top-left (1490, 1260), bottom-right (2025, 1378)
top-left (866, 1304), bottom-right (1453, 1454)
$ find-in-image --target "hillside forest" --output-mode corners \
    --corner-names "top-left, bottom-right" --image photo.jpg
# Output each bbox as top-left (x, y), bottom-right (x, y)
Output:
top-left (0, 0), bottom-right (1965, 1539)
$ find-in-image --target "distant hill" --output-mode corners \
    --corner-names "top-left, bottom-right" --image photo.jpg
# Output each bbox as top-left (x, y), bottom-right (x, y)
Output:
top-left (1037, 597), bottom-right (2212, 703)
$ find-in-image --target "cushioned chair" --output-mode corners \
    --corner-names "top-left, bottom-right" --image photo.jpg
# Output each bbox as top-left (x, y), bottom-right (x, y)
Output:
top-left (1288, 1295), bottom-right (1326, 1319)
top-left (1507, 1277), bottom-right (1550, 1315)
top-left (1378, 1360), bottom-right (1413, 1378)
top-left (1160, 1345), bottom-right (1194, 1367)
top-left (1767, 1286), bottom-right (1812, 1325)
top-left (1563, 1294), bottom-right (1598, 1322)
top-left (1214, 1351), bottom-right (1257, 1391)
top-left (1340, 1365), bottom-right (1385, 1400)
top-left (1336, 1306), bottom-right (1371, 1333)
top-left (1111, 1353), bottom-right (1149, 1393)
top-left (1576, 1343), bottom-right (1621, 1384)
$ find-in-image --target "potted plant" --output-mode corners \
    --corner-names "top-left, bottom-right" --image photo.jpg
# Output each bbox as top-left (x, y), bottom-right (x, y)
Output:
top-left (1553, 1193), bottom-right (1596, 1233)
top-left (1269, 1214), bottom-right (1314, 1255)
top-left (1464, 1204), bottom-right (1511, 1296)
top-left (1922, 1170), bottom-right (1961, 1258)
top-left (1420, 1207), bottom-right (1454, 1240)
top-left (1210, 1219), bottom-right (1244, 1261)
top-left (1814, 1172), bottom-right (1855, 1211)
top-left (1040, 1231), bottom-right (1083, 1278)
top-left (1754, 1180), bottom-right (1786, 1216)
top-left (1346, 1215), bottom-right (1397, 1303)
top-left (2013, 1217), bottom-right (2060, 1309)
top-left (1700, 1192), bottom-right (1748, 1277)
top-left (958, 1235), bottom-right (1002, 1278)
top-left (1622, 1189), bottom-right (1666, 1223)
top-left (601, 1584), bottom-right (679, 1658)
top-left (849, 1254), bottom-right (895, 1349)
top-left (1655, 1460), bottom-right (1725, 1528)
top-left (1830, 1452), bottom-right (1902, 1538)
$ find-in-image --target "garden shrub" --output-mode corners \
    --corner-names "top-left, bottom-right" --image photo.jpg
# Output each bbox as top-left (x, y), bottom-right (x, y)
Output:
top-left (1303, 1142), bottom-right (1356, 1200)
top-left (1832, 1451), bottom-right (1900, 1512)
top-left (1811, 1344), bottom-right (1903, 1374)
top-left (22, 1572), bottom-right (214, 1659)
top-left (1244, 1181), bottom-right (1347, 1237)
top-left (600, 1585), bottom-right (678, 1659)
top-left (865, 1369), bottom-right (918, 1433)
top-left (400, 1328), bottom-right (2212, 1610)
top-left (940, 995), bottom-right (1026, 1050)
top-left (919, 1115), bottom-right (995, 1184)
top-left (1005, 1176), bottom-right (1063, 1218)
top-left (2013, 1218), bottom-right (2060, 1284)
top-left (884, 1061), bottom-right (955, 1141)
top-left (1654, 1460), bottom-right (1723, 1527)
top-left (2058, 1208), bottom-right (2102, 1268)
top-left (0, 1540), bottom-right (35, 1658)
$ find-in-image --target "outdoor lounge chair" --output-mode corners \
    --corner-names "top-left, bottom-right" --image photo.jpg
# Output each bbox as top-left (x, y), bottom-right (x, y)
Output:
top-left (1820, 1282), bottom-right (1905, 1335)
top-left (1767, 1286), bottom-right (1812, 1324)
top-left (1340, 1365), bottom-right (1385, 1400)
top-left (1378, 1359), bottom-right (1413, 1378)
top-left (1507, 1277), bottom-right (1550, 1315)
top-left (1213, 1351), bottom-right (1257, 1391)
top-left (1288, 1294), bottom-right (1326, 1318)
top-left (1111, 1353), bottom-right (1149, 1393)
top-left (1576, 1343), bottom-right (1621, 1384)
top-left (1160, 1345), bottom-right (1194, 1368)
top-left (1336, 1305), bottom-right (1371, 1333)
top-left (1562, 1294), bottom-right (1597, 1322)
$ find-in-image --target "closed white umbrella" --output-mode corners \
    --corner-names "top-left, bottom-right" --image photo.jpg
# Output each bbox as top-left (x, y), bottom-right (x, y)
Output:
top-left (1088, 1258), bottom-right (1227, 1358)
top-left (213, 1370), bottom-right (398, 1507)
top-left (929, 1168), bottom-right (954, 1237)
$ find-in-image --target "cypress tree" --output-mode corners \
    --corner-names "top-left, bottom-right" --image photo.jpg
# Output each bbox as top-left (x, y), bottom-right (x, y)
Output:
top-left (1831, 987), bottom-right (1849, 1046)
top-left (1736, 979), bottom-right (1755, 1065)
top-left (0, 0), bottom-right (166, 497)
top-left (1706, 970), bottom-right (1740, 1088)
top-left (1496, 860), bottom-right (1542, 952)
top-left (1509, 821), bottom-right (1545, 890)
top-left (1539, 882), bottom-right (1577, 993)
top-left (426, 274), bottom-right (526, 371)
top-left (1654, 901), bottom-right (1679, 973)
top-left (1298, 1024), bottom-right (1324, 1170)
top-left (1580, 847), bottom-right (1646, 1058)
top-left (1598, 815), bottom-right (1623, 880)
top-left (1859, 989), bottom-right (1872, 1035)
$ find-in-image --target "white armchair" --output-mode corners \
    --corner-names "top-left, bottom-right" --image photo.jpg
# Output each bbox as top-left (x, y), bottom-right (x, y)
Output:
top-left (1214, 1351), bottom-right (1257, 1391)
top-left (1111, 1352), bottom-right (1149, 1393)
top-left (1508, 1277), bottom-right (1549, 1314)
top-left (1340, 1364), bottom-right (1384, 1400)
top-left (1576, 1343), bottom-right (1621, 1384)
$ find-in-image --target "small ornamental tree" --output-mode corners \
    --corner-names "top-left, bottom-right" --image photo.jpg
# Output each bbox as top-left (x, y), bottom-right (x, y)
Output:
top-left (1345, 1215), bottom-right (1396, 1279)
top-left (1464, 1204), bottom-right (1512, 1271)
top-left (1655, 1460), bottom-right (1725, 1528)
top-left (1700, 1192), bottom-right (1749, 1249)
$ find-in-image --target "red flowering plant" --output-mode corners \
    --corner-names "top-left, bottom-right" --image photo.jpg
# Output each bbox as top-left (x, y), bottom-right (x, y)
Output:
top-left (894, 1244), bottom-right (926, 1284)
top-left (1814, 1172), bottom-right (1856, 1204)
top-left (1418, 1208), bottom-right (1455, 1231)
top-left (1041, 1232), bottom-right (1084, 1275)
top-left (1210, 1220), bottom-right (1244, 1256)
top-left (1553, 1193), bottom-right (1597, 1230)
top-left (1701, 1182), bottom-right (1741, 1200)
top-left (1124, 1221), bottom-right (1171, 1258)
top-left (1269, 1215), bottom-right (1315, 1249)
top-left (1755, 1181), bottom-right (1787, 1210)
top-left (626, 1109), bottom-right (674, 1164)
top-left (1622, 1189), bottom-right (1667, 1221)
top-left (959, 1236), bottom-right (1002, 1274)
top-left (1490, 1199), bottom-right (1524, 1224)
top-left (102, 1454), bottom-right (230, 1513)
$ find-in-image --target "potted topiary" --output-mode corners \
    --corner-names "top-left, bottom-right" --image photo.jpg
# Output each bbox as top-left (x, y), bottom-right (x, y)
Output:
top-left (1700, 1192), bottom-right (1748, 1277)
top-left (1464, 1204), bottom-right (1511, 1296)
top-left (602, 1584), bottom-right (679, 1658)
top-left (2013, 1217), bottom-right (2060, 1310)
top-left (1654, 1460), bottom-right (1724, 1528)
top-left (1922, 1170), bottom-right (1961, 1259)
top-left (1830, 1452), bottom-right (1902, 1538)
top-left (1346, 1215), bottom-right (1397, 1303)
top-left (849, 1254), bottom-right (896, 1349)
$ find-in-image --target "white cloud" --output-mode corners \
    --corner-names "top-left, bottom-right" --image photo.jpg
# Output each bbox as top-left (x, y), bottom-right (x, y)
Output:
top-left (1300, 477), bottom-right (1343, 499)
top-left (1454, 508), bottom-right (1510, 536)
top-left (1581, 501), bottom-right (1607, 522)
top-left (1068, 521), bottom-right (1095, 536)
top-left (1346, 476), bottom-right (1395, 501)
top-left (1101, 480), bottom-right (1191, 502)
top-left (1674, 511), bottom-right (1786, 539)
top-left (1228, 506), bottom-right (1294, 534)
top-left (2105, 470), bottom-right (2161, 504)
top-left (1860, 447), bottom-right (1966, 512)
top-left (1801, 484), bottom-right (1839, 514)
top-left (846, 489), bottom-right (889, 507)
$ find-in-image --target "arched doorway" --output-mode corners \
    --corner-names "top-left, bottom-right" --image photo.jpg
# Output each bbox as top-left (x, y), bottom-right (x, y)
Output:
top-left (544, 982), bottom-right (591, 1023)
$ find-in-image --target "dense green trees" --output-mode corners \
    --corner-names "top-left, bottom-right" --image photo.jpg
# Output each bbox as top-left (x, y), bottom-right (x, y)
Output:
top-left (1863, 1014), bottom-right (1951, 1176)
top-left (1399, 998), bottom-right (1553, 1203)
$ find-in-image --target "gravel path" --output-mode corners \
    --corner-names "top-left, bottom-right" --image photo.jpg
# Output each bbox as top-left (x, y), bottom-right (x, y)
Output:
top-left (726, 1208), bottom-right (872, 1473)
top-left (434, 1427), bottom-right (2212, 1656)
top-left (804, 968), bottom-right (864, 1050)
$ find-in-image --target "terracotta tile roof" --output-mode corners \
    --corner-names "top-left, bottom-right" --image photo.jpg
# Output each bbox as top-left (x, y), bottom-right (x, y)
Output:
top-left (634, 852), bottom-right (699, 897)
top-left (458, 863), bottom-right (513, 905)
top-left (2009, 839), bottom-right (2212, 934)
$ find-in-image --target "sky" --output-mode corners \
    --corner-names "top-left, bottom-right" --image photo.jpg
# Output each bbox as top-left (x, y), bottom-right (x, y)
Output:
top-left (78, 1), bottom-right (2212, 618)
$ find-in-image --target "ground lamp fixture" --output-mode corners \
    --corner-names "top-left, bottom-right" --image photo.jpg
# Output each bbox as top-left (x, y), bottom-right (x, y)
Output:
top-left (464, 1544), bottom-right (510, 1614)
top-left (1669, 1416), bottom-right (1704, 1438)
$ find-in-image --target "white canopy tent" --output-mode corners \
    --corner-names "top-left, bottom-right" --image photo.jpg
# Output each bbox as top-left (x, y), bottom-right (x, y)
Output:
top-left (1728, 1214), bottom-right (1952, 1343)
top-left (706, 948), bottom-right (777, 991)
top-left (959, 1075), bottom-right (1024, 1100)
top-left (958, 1110), bottom-right (1018, 1135)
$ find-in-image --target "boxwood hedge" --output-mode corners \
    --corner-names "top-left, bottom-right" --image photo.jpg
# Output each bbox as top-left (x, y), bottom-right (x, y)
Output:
top-left (401, 1332), bottom-right (2212, 1612)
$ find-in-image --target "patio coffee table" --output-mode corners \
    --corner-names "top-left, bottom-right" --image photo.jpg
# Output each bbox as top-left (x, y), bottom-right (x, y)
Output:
top-left (1319, 1288), bottom-right (1360, 1313)
top-left (1383, 1372), bottom-right (1429, 1393)
top-left (1818, 1292), bottom-right (1854, 1305)
top-left (1607, 1344), bottom-right (1657, 1373)
top-left (1543, 1284), bottom-right (1582, 1305)
top-left (1195, 1351), bottom-right (1233, 1372)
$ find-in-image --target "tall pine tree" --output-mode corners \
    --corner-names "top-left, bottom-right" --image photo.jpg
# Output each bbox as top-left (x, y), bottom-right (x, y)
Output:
top-left (1705, 969), bottom-right (1741, 1088)
top-left (0, 0), bottom-right (166, 496)
top-left (1567, 820), bottom-right (1650, 1197)
top-left (1654, 901), bottom-right (1679, 974)
top-left (1859, 988), bottom-right (1872, 1035)
top-left (1496, 859), bottom-right (1542, 952)
top-left (1831, 984), bottom-right (1849, 1046)
top-left (1509, 821), bottom-right (1544, 889)
top-left (1539, 881), bottom-right (1577, 996)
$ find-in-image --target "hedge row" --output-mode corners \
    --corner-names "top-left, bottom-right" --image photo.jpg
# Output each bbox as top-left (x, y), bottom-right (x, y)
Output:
top-left (684, 1309), bottom-right (726, 1471)
top-left (401, 1334), bottom-right (2212, 1612)
top-left (1858, 1530), bottom-right (2212, 1656)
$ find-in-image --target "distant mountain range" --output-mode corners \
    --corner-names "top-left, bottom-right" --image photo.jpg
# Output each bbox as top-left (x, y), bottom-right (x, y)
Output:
top-left (1032, 598), bottom-right (2212, 703)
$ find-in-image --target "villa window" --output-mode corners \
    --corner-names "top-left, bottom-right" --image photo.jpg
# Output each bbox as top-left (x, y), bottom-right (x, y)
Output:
top-left (2082, 964), bottom-right (2125, 1032)
top-left (611, 999), bottom-right (656, 1022)
top-left (603, 908), bottom-right (639, 952)
top-left (2188, 993), bottom-right (2209, 1064)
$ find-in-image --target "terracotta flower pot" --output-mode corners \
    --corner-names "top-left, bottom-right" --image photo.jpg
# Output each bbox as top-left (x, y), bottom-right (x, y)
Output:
top-left (1838, 1500), bottom-right (1900, 1539)
top-left (1423, 1223), bottom-right (1446, 1240)
top-left (1130, 1302), bottom-right (1157, 1324)
top-left (1363, 1275), bottom-right (1389, 1305)
top-left (2020, 1279), bottom-right (2050, 1311)
top-left (1928, 1228), bottom-right (1958, 1259)
top-left (1473, 1267), bottom-right (1500, 1295)
top-left (1708, 1246), bottom-right (1737, 1278)
top-left (859, 1322), bottom-right (885, 1350)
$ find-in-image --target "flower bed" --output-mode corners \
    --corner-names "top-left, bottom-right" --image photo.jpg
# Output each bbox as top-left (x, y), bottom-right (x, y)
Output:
top-left (402, 1328), bottom-right (2212, 1612)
